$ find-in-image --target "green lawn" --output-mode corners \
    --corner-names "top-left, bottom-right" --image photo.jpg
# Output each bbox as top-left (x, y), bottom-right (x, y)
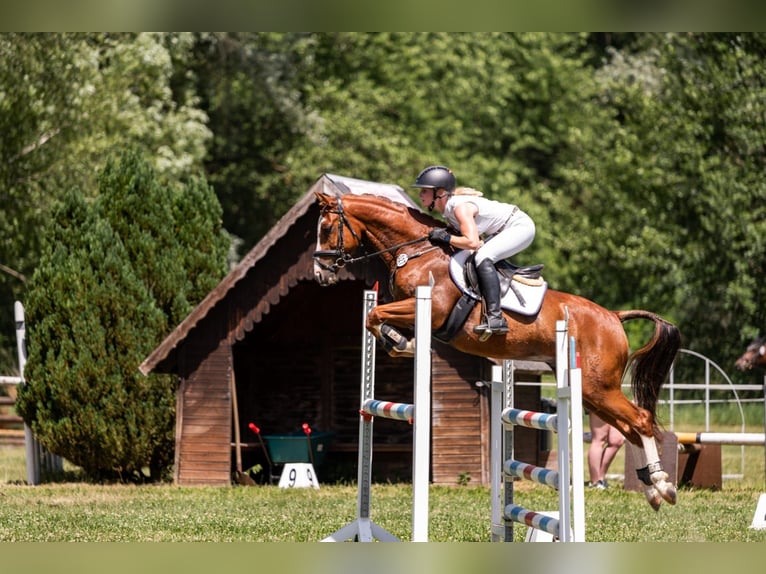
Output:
top-left (1, 444), bottom-right (766, 543)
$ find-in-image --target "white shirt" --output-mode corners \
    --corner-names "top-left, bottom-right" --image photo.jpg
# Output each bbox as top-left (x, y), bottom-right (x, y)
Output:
top-left (443, 195), bottom-right (518, 237)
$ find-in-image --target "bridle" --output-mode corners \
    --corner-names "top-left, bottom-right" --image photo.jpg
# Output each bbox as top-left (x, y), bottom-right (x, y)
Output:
top-left (313, 195), bottom-right (433, 274)
top-left (313, 196), bottom-right (364, 273)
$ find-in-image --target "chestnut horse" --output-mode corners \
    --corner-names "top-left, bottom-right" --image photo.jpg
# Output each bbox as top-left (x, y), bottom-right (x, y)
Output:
top-left (313, 192), bottom-right (681, 510)
top-left (735, 335), bottom-right (766, 371)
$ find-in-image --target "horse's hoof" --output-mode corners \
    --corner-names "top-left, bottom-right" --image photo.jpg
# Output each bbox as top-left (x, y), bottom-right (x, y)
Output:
top-left (644, 486), bottom-right (663, 511)
top-left (654, 480), bottom-right (677, 505)
top-left (651, 471), bottom-right (677, 505)
top-left (389, 340), bottom-right (415, 358)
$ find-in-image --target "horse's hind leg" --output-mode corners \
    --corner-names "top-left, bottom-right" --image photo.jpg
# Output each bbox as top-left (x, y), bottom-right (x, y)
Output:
top-left (627, 436), bottom-right (677, 510)
top-left (589, 389), bottom-right (677, 510)
top-left (628, 434), bottom-right (677, 510)
top-left (613, 393), bottom-right (678, 509)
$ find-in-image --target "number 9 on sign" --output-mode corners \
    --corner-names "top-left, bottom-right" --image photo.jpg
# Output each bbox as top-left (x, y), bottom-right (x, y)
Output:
top-left (278, 463), bottom-right (320, 489)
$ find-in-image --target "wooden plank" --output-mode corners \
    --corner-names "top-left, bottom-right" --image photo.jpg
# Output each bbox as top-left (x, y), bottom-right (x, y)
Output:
top-left (179, 444), bottom-right (229, 456)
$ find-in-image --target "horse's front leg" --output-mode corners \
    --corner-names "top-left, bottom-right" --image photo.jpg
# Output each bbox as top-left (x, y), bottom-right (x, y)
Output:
top-left (367, 298), bottom-right (417, 357)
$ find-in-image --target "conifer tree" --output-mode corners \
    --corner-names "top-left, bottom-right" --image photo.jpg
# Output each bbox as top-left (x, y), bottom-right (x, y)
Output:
top-left (17, 150), bottom-right (228, 480)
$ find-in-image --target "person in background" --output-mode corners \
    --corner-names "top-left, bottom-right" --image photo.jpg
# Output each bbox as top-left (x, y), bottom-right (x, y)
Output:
top-left (588, 412), bottom-right (625, 489)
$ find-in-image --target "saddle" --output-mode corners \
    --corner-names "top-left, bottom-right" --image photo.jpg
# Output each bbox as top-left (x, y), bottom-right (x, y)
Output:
top-left (463, 252), bottom-right (545, 302)
top-left (434, 251), bottom-right (547, 343)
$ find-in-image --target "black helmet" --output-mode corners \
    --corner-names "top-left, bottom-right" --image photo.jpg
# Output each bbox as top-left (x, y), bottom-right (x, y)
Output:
top-left (412, 165), bottom-right (456, 192)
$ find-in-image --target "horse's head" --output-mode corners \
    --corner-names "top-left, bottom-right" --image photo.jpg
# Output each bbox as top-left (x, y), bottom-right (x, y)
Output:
top-left (313, 192), bottom-right (366, 286)
top-left (735, 335), bottom-right (766, 371)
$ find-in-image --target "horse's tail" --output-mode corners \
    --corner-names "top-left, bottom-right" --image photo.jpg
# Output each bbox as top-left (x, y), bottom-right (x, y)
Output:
top-left (615, 310), bottom-right (682, 419)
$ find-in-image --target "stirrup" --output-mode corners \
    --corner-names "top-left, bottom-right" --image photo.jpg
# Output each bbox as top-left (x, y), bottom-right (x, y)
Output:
top-left (473, 317), bottom-right (509, 339)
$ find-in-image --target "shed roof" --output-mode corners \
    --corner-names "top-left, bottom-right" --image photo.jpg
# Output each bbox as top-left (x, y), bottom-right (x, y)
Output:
top-left (139, 174), bottom-right (416, 376)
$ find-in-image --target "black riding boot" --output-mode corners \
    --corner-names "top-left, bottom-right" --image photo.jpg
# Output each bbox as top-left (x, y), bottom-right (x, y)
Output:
top-left (473, 259), bottom-right (509, 336)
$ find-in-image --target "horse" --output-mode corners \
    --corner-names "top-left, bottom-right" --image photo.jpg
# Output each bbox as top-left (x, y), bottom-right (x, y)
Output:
top-left (735, 335), bottom-right (766, 371)
top-left (313, 192), bottom-right (682, 510)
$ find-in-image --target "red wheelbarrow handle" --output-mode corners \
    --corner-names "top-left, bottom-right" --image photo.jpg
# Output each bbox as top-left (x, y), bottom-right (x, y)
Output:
top-left (248, 422), bottom-right (273, 468)
top-left (302, 423), bottom-right (316, 467)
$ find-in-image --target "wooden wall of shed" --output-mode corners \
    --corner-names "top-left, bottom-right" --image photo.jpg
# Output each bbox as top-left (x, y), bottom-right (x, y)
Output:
top-left (230, 280), bottom-right (544, 486)
top-left (430, 343), bottom-right (544, 486)
top-left (172, 274), bottom-right (545, 487)
top-left (232, 281), bottom-right (419, 482)
top-left (431, 341), bottom-right (486, 485)
top-left (175, 328), bottom-right (233, 486)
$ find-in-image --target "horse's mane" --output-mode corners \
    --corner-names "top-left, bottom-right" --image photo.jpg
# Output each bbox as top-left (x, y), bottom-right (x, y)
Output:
top-left (349, 193), bottom-right (445, 228)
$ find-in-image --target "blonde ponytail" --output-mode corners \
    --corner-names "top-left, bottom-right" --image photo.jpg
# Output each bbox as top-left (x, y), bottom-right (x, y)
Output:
top-left (453, 186), bottom-right (483, 197)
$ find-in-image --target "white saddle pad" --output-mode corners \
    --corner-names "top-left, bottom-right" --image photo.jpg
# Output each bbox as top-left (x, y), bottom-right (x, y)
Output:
top-left (448, 250), bottom-right (547, 316)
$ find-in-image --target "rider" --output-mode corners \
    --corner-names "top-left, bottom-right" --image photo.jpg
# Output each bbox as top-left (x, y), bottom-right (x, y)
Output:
top-left (413, 165), bottom-right (536, 336)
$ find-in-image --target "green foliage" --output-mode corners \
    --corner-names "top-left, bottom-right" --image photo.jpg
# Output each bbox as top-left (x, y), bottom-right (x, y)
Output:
top-left (16, 188), bottom-right (168, 479)
top-left (555, 34), bottom-right (766, 367)
top-left (5, 33), bottom-right (766, 470)
top-left (96, 149), bottom-right (228, 327)
top-left (16, 150), bottom-right (228, 481)
top-left (0, 33), bottom-right (211, 373)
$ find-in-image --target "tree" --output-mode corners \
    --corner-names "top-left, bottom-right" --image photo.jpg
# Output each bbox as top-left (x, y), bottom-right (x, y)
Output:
top-left (555, 33), bottom-right (766, 369)
top-left (190, 32), bottom-right (603, 265)
top-left (0, 32), bottom-right (211, 374)
top-left (16, 150), bottom-right (228, 480)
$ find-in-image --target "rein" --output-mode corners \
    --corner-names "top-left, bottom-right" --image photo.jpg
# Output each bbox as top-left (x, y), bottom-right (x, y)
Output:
top-left (357, 236), bottom-right (436, 266)
top-left (313, 196), bottom-right (433, 272)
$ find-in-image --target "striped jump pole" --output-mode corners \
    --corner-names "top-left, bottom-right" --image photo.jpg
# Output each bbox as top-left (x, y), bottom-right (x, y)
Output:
top-left (504, 460), bottom-right (559, 489)
top-left (502, 408), bottom-right (559, 431)
top-left (362, 399), bottom-right (414, 422)
top-left (322, 285), bottom-right (432, 543)
top-left (505, 505), bottom-right (561, 539)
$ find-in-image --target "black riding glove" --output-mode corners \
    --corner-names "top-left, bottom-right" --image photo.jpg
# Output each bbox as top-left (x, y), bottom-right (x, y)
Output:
top-left (428, 227), bottom-right (452, 246)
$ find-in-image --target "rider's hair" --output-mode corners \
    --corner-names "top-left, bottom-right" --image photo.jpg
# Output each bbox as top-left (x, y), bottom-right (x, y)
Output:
top-left (453, 186), bottom-right (483, 197)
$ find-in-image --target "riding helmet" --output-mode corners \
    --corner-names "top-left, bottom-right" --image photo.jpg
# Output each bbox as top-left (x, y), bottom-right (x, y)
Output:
top-left (412, 165), bottom-right (456, 192)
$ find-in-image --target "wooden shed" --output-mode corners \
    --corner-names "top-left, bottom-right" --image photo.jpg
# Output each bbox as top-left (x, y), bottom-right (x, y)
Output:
top-left (140, 174), bottom-right (549, 487)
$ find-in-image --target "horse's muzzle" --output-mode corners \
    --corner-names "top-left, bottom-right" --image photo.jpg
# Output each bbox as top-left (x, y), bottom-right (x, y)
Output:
top-left (313, 259), bottom-right (339, 286)
top-left (735, 357), bottom-right (753, 371)
top-left (314, 268), bottom-right (339, 286)
top-left (313, 251), bottom-right (346, 286)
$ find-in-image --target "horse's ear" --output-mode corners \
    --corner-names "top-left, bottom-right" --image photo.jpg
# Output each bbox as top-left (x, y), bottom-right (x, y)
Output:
top-left (314, 191), bottom-right (333, 211)
top-left (314, 191), bottom-right (338, 206)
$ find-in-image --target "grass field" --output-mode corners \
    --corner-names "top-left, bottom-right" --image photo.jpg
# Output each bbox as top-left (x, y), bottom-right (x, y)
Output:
top-left (2, 440), bottom-right (765, 543)
top-left (2, 377), bottom-right (764, 545)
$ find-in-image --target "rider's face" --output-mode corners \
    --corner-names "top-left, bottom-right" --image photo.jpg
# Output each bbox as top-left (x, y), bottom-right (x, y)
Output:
top-left (419, 187), bottom-right (445, 212)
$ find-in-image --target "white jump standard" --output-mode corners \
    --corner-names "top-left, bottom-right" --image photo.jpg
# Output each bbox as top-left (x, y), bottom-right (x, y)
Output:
top-left (490, 318), bottom-right (585, 542)
top-left (322, 285), bottom-right (432, 542)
